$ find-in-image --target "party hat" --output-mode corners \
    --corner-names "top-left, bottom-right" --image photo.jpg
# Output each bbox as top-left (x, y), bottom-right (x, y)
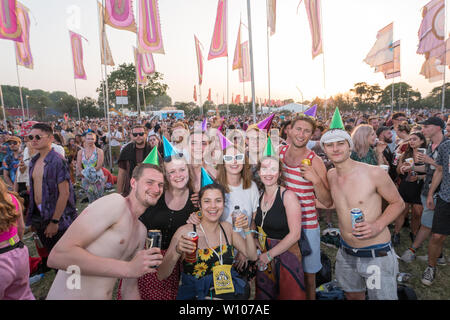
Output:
top-left (303, 104), bottom-right (317, 117)
top-left (201, 167), bottom-right (214, 188)
top-left (263, 135), bottom-right (276, 157)
top-left (329, 107), bottom-right (345, 130)
top-left (162, 136), bottom-right (177, 158)
top-left (142, 146), bottom-right (159, 165)
top-left (201, 118), bottom-right (207, 131)
top-left (217, 130), bottom-right (233, 150)
top-left (256, 114), bottom-right (275, 131)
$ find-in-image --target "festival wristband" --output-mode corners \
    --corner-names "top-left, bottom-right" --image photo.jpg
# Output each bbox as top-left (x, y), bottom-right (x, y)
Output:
top-left (266, 251), bottom-right (273, 262)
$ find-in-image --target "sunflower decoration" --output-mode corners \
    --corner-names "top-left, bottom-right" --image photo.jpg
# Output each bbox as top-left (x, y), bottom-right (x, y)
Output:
top-left (198, 248), bottom-right (214, 261)
top-left (193, 262), bottom-right (208, 279)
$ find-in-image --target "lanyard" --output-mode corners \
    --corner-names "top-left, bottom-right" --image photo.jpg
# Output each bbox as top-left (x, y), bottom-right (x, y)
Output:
top-left (199, 223), bottom-right (223, 265)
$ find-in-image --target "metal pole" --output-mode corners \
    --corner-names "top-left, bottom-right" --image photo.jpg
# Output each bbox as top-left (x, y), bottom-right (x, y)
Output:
top-left (246, 0), bottom-right (257, 123)
top-left (391, 78), bottom-right (394, 114)
top-left (442, 0), bottom-right (447, 113)
top-left (26, 95), bottom-right (29, 119)
top-left (266, 0), bottom-right (271, 117)
top-left (199, 84), bottom-right (203, 117)
top-left (0, 85), bottom-right (7, 128)
top-left (15, 61), bottom-right (25, 122)
top-left (142, 86), bottom-right (147, 113)
top-left (102, 0), bottom-right (113, 170)
top-left (226, 0), bottom-right (229, 116)
top-left (73, 78), bottom-right (81, 121)
top-left (319, 1), bottom-right (327, 119)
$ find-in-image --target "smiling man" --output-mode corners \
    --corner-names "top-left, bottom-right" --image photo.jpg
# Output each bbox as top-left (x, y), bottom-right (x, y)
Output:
top-left (319, 109), bottom-right (404, 300)
top-left (46, 163), bottom-right (165, 300)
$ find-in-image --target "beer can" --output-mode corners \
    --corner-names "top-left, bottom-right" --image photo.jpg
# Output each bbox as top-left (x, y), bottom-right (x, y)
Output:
top-left (351, 208), bottom-right (365, 237)
top-left (146, 229), bottom-right (162, 250)
top-left (185, 231), bottom-right (199, 263)
top-left (301, 159), bottom-right (311, 166)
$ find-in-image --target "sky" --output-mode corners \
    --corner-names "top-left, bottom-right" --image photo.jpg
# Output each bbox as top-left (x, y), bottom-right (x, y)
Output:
top-left (0, 0), bottom-right (448, 107)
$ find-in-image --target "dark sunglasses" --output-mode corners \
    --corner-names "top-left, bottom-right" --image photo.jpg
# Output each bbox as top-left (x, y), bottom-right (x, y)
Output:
top-left (28, 134), bottom-right (45, 141)
top-left (8, 141), bottom-right (19, 145)
top-left (132, 132), bottom-right (145, 137)
top-left (163, 152), bottom-right (184, 163)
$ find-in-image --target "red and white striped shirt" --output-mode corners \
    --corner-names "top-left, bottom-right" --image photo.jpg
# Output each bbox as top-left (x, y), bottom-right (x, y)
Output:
top-left (279, 145), bottom-right (318, 229)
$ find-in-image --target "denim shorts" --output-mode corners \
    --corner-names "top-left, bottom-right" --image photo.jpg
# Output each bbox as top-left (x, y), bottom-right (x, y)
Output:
top-left (335, 244), bottom-right (399, 300)
top-left (420, 194), bottom-right (435, 228)
top-left (302, 227), bottom-right (322, 274)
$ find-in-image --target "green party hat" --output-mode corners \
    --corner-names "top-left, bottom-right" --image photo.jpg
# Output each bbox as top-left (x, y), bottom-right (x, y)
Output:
top-left (263, 135), bottom-right (276, 157)
top-left (142, 146), bottom-right (159, 166)
top-left (329, 107), bottom-right (345, 130)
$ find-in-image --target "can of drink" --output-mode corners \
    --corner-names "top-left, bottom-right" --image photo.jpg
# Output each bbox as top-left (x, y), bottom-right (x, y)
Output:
top-left (185, 231), bottom-right (199, 263)
top-left (397, 272), bottom-right (412, 283)
top-left (351, 208), bottom-right (365, 237)
top-left (146, 230), bottom-right (162, 250)
top-left (301, 159), bottom-right (311, 166)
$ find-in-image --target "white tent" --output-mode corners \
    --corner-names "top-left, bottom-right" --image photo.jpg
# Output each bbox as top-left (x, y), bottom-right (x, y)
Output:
top-left (277, 103), bottom-right (309, 113)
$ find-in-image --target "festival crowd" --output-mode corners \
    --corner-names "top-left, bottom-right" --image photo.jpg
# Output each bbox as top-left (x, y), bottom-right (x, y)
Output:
top-left (0, 106), bottom-right (449, 300)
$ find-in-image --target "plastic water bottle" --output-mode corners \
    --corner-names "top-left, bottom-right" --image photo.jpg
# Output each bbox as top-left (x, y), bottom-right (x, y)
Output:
top-left (231, 205), bottom-right (243, 232)
top-left (29, 273), bottom-right (44, 285)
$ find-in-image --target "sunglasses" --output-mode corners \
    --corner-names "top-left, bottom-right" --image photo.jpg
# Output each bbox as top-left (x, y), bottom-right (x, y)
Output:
top-left (163, 152), bottom-right (184, 163)
top-left (132, 132), bottom-right (145, 137)
top-left (223, 154), bottom-right (245, 163)
top-left (28, 134), bottom-right (46, 141)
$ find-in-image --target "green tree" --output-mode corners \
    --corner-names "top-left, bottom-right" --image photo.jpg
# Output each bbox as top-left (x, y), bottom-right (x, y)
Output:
top-left (97, 63), bottom-right (169, 113)
top-left (381, 82), bottom-right (421, 109)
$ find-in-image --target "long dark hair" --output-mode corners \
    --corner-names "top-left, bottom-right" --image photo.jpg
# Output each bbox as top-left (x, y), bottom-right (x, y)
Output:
top-left (400, 131), bottom-right (427, 163)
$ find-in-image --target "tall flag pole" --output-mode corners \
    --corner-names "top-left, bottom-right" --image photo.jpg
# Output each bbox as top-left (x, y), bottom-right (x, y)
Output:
top-left (0, 85), bottom-right (6, 128)
top-left (101, 0), bottom-right (113, 170)
top-left (195, 35), bottom-right (204, 116)
top-left (266, 0), bottom-right (276, 109)
top-left (246, 0), bottom-right (256, 122)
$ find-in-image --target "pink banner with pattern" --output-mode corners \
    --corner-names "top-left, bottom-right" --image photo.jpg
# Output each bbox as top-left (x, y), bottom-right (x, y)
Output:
top-left (208, 0), bottom-right (227, 60)
top-left (0, 0), bottom-right (22, 41)
top-left (69, 31), bottom-right (87, 80)
top-left (138, 0), bottom-right (164, 54)
top-left (15, 2), bottom-right (32, 69)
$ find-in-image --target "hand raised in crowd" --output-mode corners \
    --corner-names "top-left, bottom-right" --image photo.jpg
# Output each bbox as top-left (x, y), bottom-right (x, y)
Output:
top-left (127, 248), bottom-right (163, 277)
top-left (415, 152), bottom-right (433, 165)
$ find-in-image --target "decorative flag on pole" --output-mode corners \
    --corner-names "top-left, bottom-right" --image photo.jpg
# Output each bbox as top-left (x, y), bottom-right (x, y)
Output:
top-left (194, 35), bottom-right (204, 85)
top-left (232, 21), bottom-right (242, 70)
top-left (193, 85), bottom-right (197, 102)
top-left (15, 2), bottom-right (33, 69)
top-left (138, 0), bottom-right (165, 54)
top-left (244, 96), bottom-right (248, 103)
top-left (208, 0), bottom-right (227, 60)
top-left (364, 23), bottom-right (394, 70)
top-left (133, 47), bottom-right (147, 85)
top-left (239, 41), bottom-right (250, 82)
top-left (104, 0), bottom-right (137, 33)
top-left (267, 0), bottom-right (276, 36)
top-left (0, 0), bottom-right (22, 41)
top-left (377, 40), bottom-right (401, 79)
top-left (98, 1), bottom-right (115, 66)
top-left (207, 88), bottom-right (212, 101)
top-left (69, 31), bottom-right (87, 80)
top-left (140, 51), bottom-right (155, 74)
top-left (303, 104), bottom-right (317, 117)
top-left (234, 94), bottom-right (241, 104)
top-left (417, 0), bottom-right (447, 82)
top-left (304, 0), bottom-right (323, 59)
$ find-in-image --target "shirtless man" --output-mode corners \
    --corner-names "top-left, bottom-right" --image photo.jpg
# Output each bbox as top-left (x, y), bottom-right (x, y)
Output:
top-left (319, 124), bottom-right (405, 300)
top-left (46, 163), bottom-right (164, 300)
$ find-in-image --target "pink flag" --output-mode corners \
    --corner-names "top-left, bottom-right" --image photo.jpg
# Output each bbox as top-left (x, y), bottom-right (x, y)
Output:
top-left (140, 51), bottom-right (155, 74)
top-left (104, 0), bottom-right (137, 33)
top-left (194, 35), bottom-right (204, 85)
top-left (239, 41), bottom-right (250, 82)
top-left (208, 0), bottom-right (227, 60)
top-left (304, 0), bottom-right (323, 59)
top-left (98, 1), bottom-right (115, 66)
top-left (232, 21), bottom-right (242, 70)
top-left (0, 0), bottom-right (22, 41)
top-left (138, 0), bottom-right (165, 54)
top-left (15, 2), bottom-right (33, 69)
top-left (134, 47), bottom-right (147, 85)
top-left (69, 31), bottom-right (87, 80)
top-left (267, 0), bottom-right (276, 36)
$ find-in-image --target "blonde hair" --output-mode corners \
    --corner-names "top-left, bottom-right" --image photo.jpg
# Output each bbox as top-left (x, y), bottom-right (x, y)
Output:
top-left (0, 179), bottom-right (22, 232)
top-left (351, 124), bottom-right (374, 159)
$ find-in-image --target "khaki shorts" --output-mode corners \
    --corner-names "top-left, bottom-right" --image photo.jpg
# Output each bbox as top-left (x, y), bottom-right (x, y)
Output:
top-left (111, 146), bottom-right (121, 158)
top-left (335, 246), bottom-right (399, 300)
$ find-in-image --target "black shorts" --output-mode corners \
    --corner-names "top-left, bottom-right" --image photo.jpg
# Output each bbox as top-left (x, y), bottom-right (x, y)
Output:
top-left (431, 196), bottom-right (450, 236)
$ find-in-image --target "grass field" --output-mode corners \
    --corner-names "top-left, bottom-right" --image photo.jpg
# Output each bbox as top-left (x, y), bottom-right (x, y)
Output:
top-left (26, 194), bottom-right (450, 300)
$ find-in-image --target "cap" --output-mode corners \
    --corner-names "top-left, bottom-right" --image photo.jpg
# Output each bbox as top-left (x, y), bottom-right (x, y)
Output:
top-left (6, 136), bottom-right (21, 144)
top-left (418, 117), bottom-right (445, 129)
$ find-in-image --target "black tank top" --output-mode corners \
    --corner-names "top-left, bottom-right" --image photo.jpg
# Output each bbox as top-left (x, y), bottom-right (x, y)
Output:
top-left (254, 188), bottom-right (290, 240)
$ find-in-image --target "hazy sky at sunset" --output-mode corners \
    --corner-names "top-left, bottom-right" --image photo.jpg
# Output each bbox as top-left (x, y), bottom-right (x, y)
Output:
top-left (0, 0), bottom-right (447, 106)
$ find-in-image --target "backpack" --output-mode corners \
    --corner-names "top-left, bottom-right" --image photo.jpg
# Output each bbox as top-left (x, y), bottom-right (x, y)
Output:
top-left (316, 253), bottom-right (332, 287)
top-left (397, 284), bottom-right (418, 300)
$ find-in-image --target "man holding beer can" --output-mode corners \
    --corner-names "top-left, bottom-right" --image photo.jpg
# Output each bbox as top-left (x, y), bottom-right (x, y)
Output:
top-left (319, 108), bottom-right (405, 300)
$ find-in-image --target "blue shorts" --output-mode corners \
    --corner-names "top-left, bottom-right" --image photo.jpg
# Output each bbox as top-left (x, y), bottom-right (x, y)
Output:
top-left (420, 194), bottom-right (435, 228)
top-left (302, 227), bottom-right (322, 274)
